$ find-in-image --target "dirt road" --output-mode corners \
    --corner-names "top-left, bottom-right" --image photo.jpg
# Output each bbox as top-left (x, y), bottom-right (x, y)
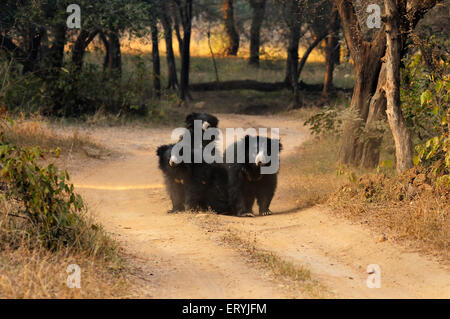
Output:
top-left (68, 114), bottom-right (450, 298)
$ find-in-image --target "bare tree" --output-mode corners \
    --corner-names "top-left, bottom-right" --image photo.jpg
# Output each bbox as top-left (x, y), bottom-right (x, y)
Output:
top-left (322, 3), bottom-right (340, 100)
top-left (174, 0), bottom-right (193, 102)
top-left (283, 0), bottom-right (305, 108)
top-left (223, 0), bottom-right (240, 56)
top-left (249, 0), bottom-right (267, 66)
top-left (150, 19), bottom-right (161, 98)
top-left (383, 0), bottom-right (413, 172)
top-left (334, 0), bottom-right (439, 170)
top-left (160, 2), bottom-right (179, 90)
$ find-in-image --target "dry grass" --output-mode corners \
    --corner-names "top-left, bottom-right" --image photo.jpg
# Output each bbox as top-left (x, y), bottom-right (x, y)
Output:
top-left (0, 197), bottom-right (141, 298)
top-left (3, 114), bottom-right (108, 159)
top-left (0, 245), bottom-right (130, 298)
top-left (279, 134), bottom-right (345, 209)
top-left (329, 169), bottom-right (450, 259)
top-left (276, 123), bottom-right (448, 259)
top-left (221, 229), bottom-right (329, 298)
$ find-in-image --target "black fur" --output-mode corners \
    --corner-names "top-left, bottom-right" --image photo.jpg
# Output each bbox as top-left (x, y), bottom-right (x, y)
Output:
top-left (156, 144), bottom-right (188, 213)
top-left (183, 113), bottom-right (228, 213)
top-left (224, 135), bottom-right (282, 217)
top-left (157, 112), bottom-right (229, 214)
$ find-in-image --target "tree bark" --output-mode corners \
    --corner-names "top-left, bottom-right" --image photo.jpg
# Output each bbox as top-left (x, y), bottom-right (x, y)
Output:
top-left (160, 8), bottom-right (178, 89)
top-left (177, 0), bottom-right (193, 102)
top-left (173, 12), bottom-right (183, 57)
top-left (322, 4), bottom-right (340, 100)
top-left (23, 27), bottom-right (44, 74)
top-left (101, 31), bottom-right (122, 75)
top-left (360, 64), bottom-right (387, 168)
top-left (222, 0), bottom-right (240, 56)
top-left (72, 30), bottom-right (98, 71)
top-left (284, 0), bottom-right (303, 108)
top-left (249, 0), bottom-right (266, 66)
top-left (335, 0), bottom-right (438, 168)
top-left (151, 21), bottom-right (161, 98)
top-left (335, 0), bottom-right (386, 167)
top-left (383, 0), bottom-right (413, 172)
top-left (297, 32), bottom-right (327, 82)
top-left (48, 24), bottom-right (67, 73)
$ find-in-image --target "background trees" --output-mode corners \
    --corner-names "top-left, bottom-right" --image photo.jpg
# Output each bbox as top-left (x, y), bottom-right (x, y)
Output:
top-left (0, 0), bottom-right (447, 173)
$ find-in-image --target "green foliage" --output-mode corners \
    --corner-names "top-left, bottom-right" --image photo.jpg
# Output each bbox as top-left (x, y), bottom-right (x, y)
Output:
top-left (1, 58), bottom-right (155, 117)
top-left (0, 114), bottom-right (108, 251)
top-left (402, 53), bottom-right (449, 186)
top-left (304, 106), bottom-right (343, 136)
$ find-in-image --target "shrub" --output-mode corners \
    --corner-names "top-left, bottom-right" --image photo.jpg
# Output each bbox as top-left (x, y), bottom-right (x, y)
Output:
top-left (402, 53), bottom-right (449, 187)
top-left (0, 112), bottom-right (113, 254)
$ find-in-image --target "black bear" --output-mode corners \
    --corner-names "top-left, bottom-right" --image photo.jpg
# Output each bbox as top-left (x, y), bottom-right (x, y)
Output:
top-left (224, 135), bottom-right (282, 217)
top-left (185, 112), bottom-right (219, 138)
top-left (156, 143), bottom-right (188, 213)
top-left (156, 112), bottom-right (229, 214)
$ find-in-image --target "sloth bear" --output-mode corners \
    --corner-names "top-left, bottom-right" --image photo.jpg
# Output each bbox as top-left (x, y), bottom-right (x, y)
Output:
top-left (224, 135), bottom-right (282, 217)
top-left (156, 112), bottom-right (229, 213)
top-left (156, 143), bottom-right (187, 213)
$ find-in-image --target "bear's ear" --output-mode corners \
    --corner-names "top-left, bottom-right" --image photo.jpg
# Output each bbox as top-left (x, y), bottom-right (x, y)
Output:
top-left (185, 112), bottom-right (198, 125)
top-left (209, 115), bottom-right (219, 128)
top-left (156, 145), bottom-right (169, 157)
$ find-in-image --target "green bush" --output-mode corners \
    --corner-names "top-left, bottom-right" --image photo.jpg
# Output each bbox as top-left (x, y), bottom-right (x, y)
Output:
top-left (0, 114), bottom-right (112, 253)
top-left (402, 53), bottom-right (449, 187)
top-left (0, 56), bottom-right (154, 117)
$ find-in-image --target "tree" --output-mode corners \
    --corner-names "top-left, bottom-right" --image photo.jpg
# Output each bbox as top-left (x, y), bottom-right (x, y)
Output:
top-left (160, 1), bottom-right (179, 89)
top-left (383, 0), bottom-right (413, 172)
top-left (322, 3), bottom-right (340, 100)
top-left (222, 0), bottom-right (240, 56)
top-left (174, 0), bottom-right (194, 102)
top-left (249, 0), bottom-right (267, 66)
top-left (100, 31), bottom-right (122, 75)
top-left (150, 18), bottom-right (161, 98)
top-left (334, 0), bottom-right (439, 170)
top-left (283, 0), bottom-right (305, 108)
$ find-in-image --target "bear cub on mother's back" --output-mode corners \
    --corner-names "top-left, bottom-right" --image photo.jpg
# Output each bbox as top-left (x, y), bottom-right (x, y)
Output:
top-left (224, 135), bottom-right (282, 217)
top-left (156, 112), bottom-right (229, 214)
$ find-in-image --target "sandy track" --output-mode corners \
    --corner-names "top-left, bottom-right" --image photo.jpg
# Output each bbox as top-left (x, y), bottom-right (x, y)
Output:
top-left (68, 114), bottom-right (450, 298)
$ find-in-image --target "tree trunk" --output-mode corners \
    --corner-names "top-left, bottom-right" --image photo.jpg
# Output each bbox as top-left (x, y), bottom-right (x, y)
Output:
top-left (173, 13), bottom-right (183, 57)
top-left (297, 32), bottom-right (327, 81)
top-left (101, 31), bottom-right (122, 75)
top-left (72, 30), bottom-right (98, 71)
top-left (284, 0), bottom-right (303, 108)
top-left (360, 64), bottom-right (387, 168)
top-left (178, 0), bottom-right (193, 102)
top-left (223, 0), bottom-right (240, 56)
top-left (151, 21), bottom-right (161, 98)
top-left (335, 0), bottom-right (386, 166)
top-left (160, 9), bottom-right (178, 89)
top-left (48, 24), bottom-right (67, 73)
top-left (335, 0), bottom-right (438, 168)
top-left (322, 4), bottom-right (340, 99)
top-left (384, 0), bottom-right (413, 172)
top-left (339, 48), bottom-right (385, 166)
top-left (23, 27), bottom-right (43, 74)
top-left (249, 0), bottom-right (266, 66)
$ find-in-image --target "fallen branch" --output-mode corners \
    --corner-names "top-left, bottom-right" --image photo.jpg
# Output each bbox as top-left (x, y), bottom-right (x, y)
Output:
top-left (190, 80), bottom-right (351, 93)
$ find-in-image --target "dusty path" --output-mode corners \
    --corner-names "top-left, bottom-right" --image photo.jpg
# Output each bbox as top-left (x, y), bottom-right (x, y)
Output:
top-left (68, 114), bottom-right (450, 298)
